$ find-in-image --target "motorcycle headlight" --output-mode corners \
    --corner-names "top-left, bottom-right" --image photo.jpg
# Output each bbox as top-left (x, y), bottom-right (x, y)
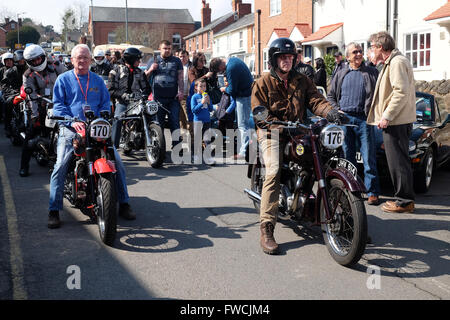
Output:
top-left (320, 125), bottom-right (344, 150)
top-left (409, 140), bottom-right (417, 152)
top-left (89, 119), bottom-right (112, 141)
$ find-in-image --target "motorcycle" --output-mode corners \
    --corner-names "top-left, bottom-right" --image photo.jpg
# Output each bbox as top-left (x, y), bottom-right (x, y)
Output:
top-left (49, 107), bottom-right (117, 246)
top-left (118, 93), bottom-right (166, 168)
top-left (21, 88), bottom-right (59, 168)
top-left (244, 106), bottom-right (368, 267)
top-left (9, 86), bottom-right (27, 146)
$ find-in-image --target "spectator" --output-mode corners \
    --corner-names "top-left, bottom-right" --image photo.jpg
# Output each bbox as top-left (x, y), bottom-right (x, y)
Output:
top-left (294, 46), bottom-right (314, 81)
top-left (215, 75), bottom-right (236, 138)
top-left (328, 42), bottom-right (381, 205)
top-left (190, 78), bottom-right (214, 164)
top-left (313, 57), bottom-right (327, 93)
top-left (145, 40), bottom-right (184, 151)
top-left (367, 31), bottom-right (416, 213)
top-left (210, 56), bottom-right (253, 160)
top-left (179, 50), bottom-right (192, 134)
top-left (105, 49), bottom-right (112, 63)
top-left (331, 51), bottom-right (346, 80)
top-left (304, 57), bottom-right (312, 65)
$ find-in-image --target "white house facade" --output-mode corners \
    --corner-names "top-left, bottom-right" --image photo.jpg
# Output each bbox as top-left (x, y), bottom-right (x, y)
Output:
top-left (302, 0), bottom-right (450, 81)
top-left (213, 14), bottom-right (255, 74)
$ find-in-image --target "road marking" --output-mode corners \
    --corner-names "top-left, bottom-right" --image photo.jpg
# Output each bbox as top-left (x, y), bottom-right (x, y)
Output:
top-left (0, 156), bottom-right (27, 299)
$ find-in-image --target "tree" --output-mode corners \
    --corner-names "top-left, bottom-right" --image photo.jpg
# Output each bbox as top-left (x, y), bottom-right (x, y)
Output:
top-left (113, 23), bottom-right (166, 49)
top-left (6, 25), bottom-right (40, 49)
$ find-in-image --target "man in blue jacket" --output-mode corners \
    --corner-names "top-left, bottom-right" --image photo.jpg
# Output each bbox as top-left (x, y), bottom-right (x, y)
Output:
top-left (48, 44), bottom-right (135, 228)
top-left (327, 42), bottom-right (381, 205)
top-left (210, 57), bottom-right (253, 159)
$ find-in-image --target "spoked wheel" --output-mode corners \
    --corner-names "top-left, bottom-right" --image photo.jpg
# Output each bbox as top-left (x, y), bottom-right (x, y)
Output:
top-left (250, 163), bottom-right (265, 212)
top-left (119, 126), bottom-right (132, 156)
top-left (145, 123), bottom-right (165, 168)
top-left (320, 179), bottom-right (367, 267)
top-left (96, 173), bottom-right (117, 246)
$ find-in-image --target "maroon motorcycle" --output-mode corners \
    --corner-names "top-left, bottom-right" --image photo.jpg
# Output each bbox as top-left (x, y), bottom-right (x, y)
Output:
top-left (245, 106), bottom-right (368, 267)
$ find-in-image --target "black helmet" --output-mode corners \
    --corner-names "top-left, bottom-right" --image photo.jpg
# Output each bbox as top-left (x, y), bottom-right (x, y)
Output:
top-left (123, 47), bottom-right (142, 65)
top-left (268, 38), bottom-right (297, 69)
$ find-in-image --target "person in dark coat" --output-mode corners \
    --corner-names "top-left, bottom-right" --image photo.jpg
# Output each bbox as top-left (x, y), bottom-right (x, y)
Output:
top-left (313, 57), bottom-right (327, 92)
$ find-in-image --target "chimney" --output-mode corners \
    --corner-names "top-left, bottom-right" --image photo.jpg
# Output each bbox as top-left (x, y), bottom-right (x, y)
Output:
top-left (232, 0), bottom-right (251, 19)
top-left (201, 0), bottom-right (211, 27)
top-left (5, 18), bottom-right (9, 24)
top-left (18, 18), bottom-right (22, 27)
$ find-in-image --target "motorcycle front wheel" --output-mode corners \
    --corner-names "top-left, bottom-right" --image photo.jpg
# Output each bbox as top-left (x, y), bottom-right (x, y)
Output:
top-left (250, 163), bottom-right (265, 213)
top-left (96, 173), bottom-right (117, 246)
top-left (320, 179), bottom-right (367, 267)
top-left (145, 123), bottom-right (165, 168)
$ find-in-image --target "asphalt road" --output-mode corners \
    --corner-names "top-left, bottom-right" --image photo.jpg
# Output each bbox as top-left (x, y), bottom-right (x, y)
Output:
top-left (0, 129), bottom-right (449, 302)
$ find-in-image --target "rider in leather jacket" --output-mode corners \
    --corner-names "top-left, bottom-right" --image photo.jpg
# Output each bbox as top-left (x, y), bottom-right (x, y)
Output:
top-left (90, 50), bottom-right (112, 77)
top-left (251, 38), bottom-right (346, 255)
top-left (19, 45), bottom-right (60, 177)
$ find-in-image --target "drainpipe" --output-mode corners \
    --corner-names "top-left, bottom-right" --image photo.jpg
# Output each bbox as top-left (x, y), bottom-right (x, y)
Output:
top-left (257, 9), bottom-right (261, 76)
top-left (386, 0), bottom-right (391, 33)
top-left (393, 0), bottom-right (398, 43)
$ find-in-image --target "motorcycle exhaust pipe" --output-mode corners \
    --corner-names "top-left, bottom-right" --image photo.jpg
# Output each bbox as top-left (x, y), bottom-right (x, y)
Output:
top-left (244, 188), bottom-right (261, 203)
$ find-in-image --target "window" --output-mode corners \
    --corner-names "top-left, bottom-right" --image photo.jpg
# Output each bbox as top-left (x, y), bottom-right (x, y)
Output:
top-left (196, 37), bottom-right (199, 50)
top-left (107, 32), bottom-right (116, 44)
top-left (10, 23), bottom-right (15, 30)
top-left (252, 26), bottom-right (255, 48)
top-left (405, 32), bottom-right (431, 69)
top-left (304, 45), bottom-right (312, 59)
top-left (270, 0), bottom-right (281, 16)
top-left (239, 31), bottom-right (244, 49)
top-left (207, 32), bottom-right (212, 48)
top-left (172, 33), bottom-right (181, 49)
top-left (189, 39), bottom-right (192, 51)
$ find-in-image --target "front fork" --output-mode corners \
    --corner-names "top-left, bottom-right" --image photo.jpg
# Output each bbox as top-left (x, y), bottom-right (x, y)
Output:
top-left (311, 136), bottom-right (333, 224)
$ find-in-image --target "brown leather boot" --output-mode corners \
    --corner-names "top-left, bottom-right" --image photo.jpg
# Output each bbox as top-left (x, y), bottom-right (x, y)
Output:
top-left (260, 222), bottom-right (279, 255)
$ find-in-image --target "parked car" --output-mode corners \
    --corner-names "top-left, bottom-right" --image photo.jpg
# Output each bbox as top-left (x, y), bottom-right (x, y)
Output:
top-left (357, 92), bottom-right (450, 193)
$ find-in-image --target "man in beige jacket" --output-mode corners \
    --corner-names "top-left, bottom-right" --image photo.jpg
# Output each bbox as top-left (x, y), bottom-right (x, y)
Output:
top-left (367, 31), bottom-right (416, 213)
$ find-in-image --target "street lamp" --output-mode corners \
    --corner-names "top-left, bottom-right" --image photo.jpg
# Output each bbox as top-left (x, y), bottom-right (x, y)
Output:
top-left (17, 12), bottom-right (26, 49)
top-left (125, 0), bottom-right (128, 43)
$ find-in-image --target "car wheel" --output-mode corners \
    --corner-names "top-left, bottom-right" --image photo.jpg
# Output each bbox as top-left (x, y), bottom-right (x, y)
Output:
top-left (414, 148), bottom-right (434, 193)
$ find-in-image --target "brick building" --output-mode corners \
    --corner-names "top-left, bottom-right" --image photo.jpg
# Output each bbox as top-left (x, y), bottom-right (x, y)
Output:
top-left (0, 18), bottom-right (23, 48)
top-left (88, 6), bottom-right (196, 50)
top-left (254, 0), bottom-right (312, 75)
top-left (184, 0), bottom-right (252, 61)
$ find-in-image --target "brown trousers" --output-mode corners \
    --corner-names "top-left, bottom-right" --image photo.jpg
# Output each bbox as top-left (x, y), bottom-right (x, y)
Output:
top-left (258, 131), bottom-right (283, 226)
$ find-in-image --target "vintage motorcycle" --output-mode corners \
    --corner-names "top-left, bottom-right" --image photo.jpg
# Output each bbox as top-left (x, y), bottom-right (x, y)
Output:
top-left (244, 106), bottom-right (368, 267)
top-left (21, 88), bottom-right (59, 168)
top-left (9, 86), bottom-right (27, 146)
top-left (50, 107), bottom-right (117, 246)
top-left (118, 93), bottom-right (166, 168)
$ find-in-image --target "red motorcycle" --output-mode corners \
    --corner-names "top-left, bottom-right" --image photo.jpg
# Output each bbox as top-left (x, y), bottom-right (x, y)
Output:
top-left (50, 107), bottom-right (117, 246)
top-left (245, 106), bottom-right (368, 267)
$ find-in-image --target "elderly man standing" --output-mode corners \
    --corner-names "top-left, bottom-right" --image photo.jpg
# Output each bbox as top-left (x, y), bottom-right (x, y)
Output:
top-left (328, 42), bottom-right (381, 205)
top-left (367, 31), bottom-right (416, 213)
top-left (49, 44), bottom-right (135, 228)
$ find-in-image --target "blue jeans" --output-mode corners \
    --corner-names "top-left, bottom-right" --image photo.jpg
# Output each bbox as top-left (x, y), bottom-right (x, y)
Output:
top-left (235, 96), bottom-right (251, 156)
top-left (342, 114), bottom-right (380, 197)
top-left (156, 98), bottom-right (181, 148)
top-left (112, 102), bottom-right (127, 149)
top-left (49, 126), bottom-right (129, 211)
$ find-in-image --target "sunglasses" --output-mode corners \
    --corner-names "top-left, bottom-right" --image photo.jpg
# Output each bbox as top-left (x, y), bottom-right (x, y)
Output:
top-left (352, 50), bottom-right (363, 55)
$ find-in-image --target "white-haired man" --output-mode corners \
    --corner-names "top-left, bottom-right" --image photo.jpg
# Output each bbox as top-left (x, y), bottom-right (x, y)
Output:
top-left (48, 44), bottom-right (135, 228)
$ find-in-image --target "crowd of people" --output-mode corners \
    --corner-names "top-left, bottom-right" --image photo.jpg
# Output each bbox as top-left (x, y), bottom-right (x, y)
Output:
top-left (0, 31), bottom-right (417, 253)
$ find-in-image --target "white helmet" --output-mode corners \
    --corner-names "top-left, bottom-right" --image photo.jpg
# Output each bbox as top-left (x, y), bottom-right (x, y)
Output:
top-left (23, 44), bottom-right (47, 72)
top-left (1, 52), bottom-right (14, 65)
top-left (94, 50), bottom-right (105, 65)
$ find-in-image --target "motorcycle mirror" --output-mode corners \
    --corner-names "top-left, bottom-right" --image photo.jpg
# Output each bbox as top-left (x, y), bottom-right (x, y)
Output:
top-left (25, 87), bottom-right (33, 94)
top-left (252, 106), bottom-right (269, 123)
top-left (100, 110), bottom-right (110, 119)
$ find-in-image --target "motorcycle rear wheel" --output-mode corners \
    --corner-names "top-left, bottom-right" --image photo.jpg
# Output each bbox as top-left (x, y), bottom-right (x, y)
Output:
top-left (320, 179), bottom-right (367, 267)
top-left (96, 173), bottom-right (117, 246)
top-left (145, 123), bottom-right (165, 168)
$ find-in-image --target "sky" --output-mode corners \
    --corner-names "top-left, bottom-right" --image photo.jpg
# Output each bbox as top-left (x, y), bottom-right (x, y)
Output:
top-left (1, 0), bottom-right (254, 33)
